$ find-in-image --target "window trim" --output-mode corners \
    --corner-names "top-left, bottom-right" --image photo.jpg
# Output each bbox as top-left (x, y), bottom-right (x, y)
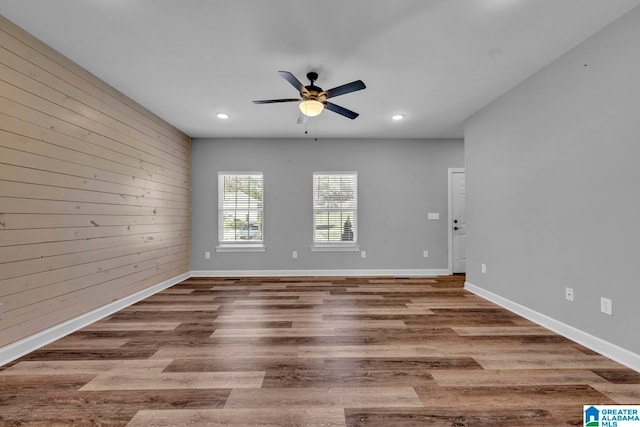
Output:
top-left (217, 171), bottom-right (265, 252)
top-left (312, 171), bottom-right (359, 251)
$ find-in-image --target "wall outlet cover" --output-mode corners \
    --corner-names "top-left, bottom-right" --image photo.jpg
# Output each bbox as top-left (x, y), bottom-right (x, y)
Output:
top-left (292, 251), bottom-right (298, 259)
top-left (205, 251), bottom-right (211, 259)
top-left (481, 264), bottom-right (487, 274)
top-left (361, 251), bottom-right (366, 258)
top-left (423, 250), bottom-right (429, 258)
top-left (565, 287), bottom-right (574, 302)
top-left (428, 212), bottom-right (440, 220)
top-left (600, 297), bottom-right (613, 315)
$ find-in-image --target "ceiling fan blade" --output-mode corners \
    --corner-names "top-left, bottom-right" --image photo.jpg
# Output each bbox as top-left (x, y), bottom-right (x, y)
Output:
top-left (253, 98), bottom-right (301, 104)
top-left (278, 71), bottom-right (309, 95)
top-left (323, 80), bottom-right (366, 99)
top-left (324, 102), bottom-right (359, 120)
top-left (297, 112), bottom-right (309, 125)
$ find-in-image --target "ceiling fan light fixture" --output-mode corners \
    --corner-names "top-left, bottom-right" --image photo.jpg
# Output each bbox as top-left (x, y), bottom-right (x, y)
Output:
top-left (299, 99), bottom-right (324, 117)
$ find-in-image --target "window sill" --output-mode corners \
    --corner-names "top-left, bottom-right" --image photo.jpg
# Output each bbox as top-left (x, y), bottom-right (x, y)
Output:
top-left (310, 245), bottom-right (360, 252)
top-left (216, 244), bottom-right (266, 253)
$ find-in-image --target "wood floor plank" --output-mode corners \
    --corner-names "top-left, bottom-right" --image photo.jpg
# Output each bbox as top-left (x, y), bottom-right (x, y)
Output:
top-left (230, 299), bottom-right (324, 306)
top-left (294, 320), bottom-right (408, 329)
top-left (0, 359), bottom-right (171, 375)
top-left (0, 374), bottom-right (94, 391)
top-left (323, 357), bottom-right (483, 371)
top-left (211, 328), bottom-right (337, 337)
top-left (151, 345), bottom-right (299, 359)
top-left (0, 274), bottom-right (634, 426)
top-left (127, 408), bottom-right (347, 427)
top-left (179, 321), bottom-right (292, 330)
top-left (163, 357), bottom-right (325, 373)
top-left (452, 326), bottom-right (557, 336)
top-left (0, 389), bottom-right (230, 425)
top-left (321, 295), bottom-right (385, 300)
top-left (324, 308), bottom-right (433, 315)
top-left (41, 338), bottom-right (131, 349)
top-left (592, 368), bottom-right (640, 384)
top-left (344, 408), bottom-right (560, 427)
top-left (297, 344), bottom-right (470, 358)
top-left (80, 371), bottom-right (265, 391)
top-left (416, 384), bottom-right (616, 409)
top-left (224, 386), bottom-right (423, 408)
top-left (18, 348), bottom-right (158, 361)
top-left (430, 368), bottom-right (609, 386)
top-left (261, 368), bottom-right (435, 387)
top-left (214, 314), bottom-right (324, 322)
top-left (473, 353), bottom-right (625, 370)
top-left (249, 291), bottom-right (331, 297)
top-left (590, 383), bottom-right (640, 404)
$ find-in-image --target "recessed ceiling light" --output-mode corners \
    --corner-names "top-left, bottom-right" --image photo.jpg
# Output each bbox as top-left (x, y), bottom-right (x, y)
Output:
top-left (217, 113), bottom-right (229, 119)
top-left (392, 114), bottom-right (404, 121)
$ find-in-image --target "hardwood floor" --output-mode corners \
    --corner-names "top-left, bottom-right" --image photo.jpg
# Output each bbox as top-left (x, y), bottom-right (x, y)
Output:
top-left (1, 275), bottom-right (637, 426)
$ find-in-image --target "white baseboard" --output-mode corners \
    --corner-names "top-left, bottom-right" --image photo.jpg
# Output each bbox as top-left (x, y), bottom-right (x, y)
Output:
top-left (0, 272), bottom-right (190, 367)
top-left (191, 269), bottom-right (449, 278)
top-left (465, 281), bottom-right (640, 373)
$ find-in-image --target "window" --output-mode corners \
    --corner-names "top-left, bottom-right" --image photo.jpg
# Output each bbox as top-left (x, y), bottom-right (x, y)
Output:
top-left (217, 172), bottom-right (264, 251)
top-left (312, 172), bottom-right (358, 249)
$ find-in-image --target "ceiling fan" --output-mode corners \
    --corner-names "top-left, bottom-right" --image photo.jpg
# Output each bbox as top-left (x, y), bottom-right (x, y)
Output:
top-left (253, 71), bottom-right (366, 124)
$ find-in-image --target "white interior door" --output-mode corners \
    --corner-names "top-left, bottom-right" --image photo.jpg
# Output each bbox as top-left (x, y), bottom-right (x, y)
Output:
top-left (451, 171), bottom-right (466, 273)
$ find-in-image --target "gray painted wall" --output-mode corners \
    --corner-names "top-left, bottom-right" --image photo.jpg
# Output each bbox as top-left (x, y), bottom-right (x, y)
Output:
top-left (191, 138), bottom-right (463, 273)
top-left (465, 7), bottom-right (640, 354)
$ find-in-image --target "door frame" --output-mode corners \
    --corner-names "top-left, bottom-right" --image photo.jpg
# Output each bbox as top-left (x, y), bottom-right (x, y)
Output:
top-left (447, 168), bottom-right (465, 275)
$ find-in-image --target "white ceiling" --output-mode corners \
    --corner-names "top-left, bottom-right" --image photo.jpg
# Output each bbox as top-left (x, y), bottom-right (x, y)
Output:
top-left (1, 0), bottom-right (638, 139)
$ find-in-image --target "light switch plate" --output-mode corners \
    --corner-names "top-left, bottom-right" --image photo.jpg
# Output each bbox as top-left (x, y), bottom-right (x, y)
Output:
top-left (423, 250), bottom-right (429, 258)
top-left (600, 297), bottom-right (612, 315)
top-left (361, 251), bottom-right (366, 258)
top-left (428, 212), bottom-right (440, 220)
top-left (205, 251), bottom-right (211, 259)
top-left (481, 264), bottom-right (487, 274)
top-left (292, 251), bottom-right (298, 259)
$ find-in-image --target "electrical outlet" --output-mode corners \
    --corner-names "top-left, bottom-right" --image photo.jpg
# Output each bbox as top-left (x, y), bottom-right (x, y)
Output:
top-left (600, 297), bottom-right (612, 315)
top-left (423, 250), bottom-right (429, 258)
top-left (361, 250), bottom-right (366, 258)
top-left (565, 287), bottom-right (574, 302)
top-left (205, 251), bottom-right (211, 259)
top-left (427, 212), bottom-right (440, 220)
top-left (481, 264), bottom-right (487, 274)
top-left (292, 251), bottom-right (298, 259)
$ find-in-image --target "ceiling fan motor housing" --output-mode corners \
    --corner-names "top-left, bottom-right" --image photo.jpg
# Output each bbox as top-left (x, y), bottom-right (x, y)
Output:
top-left (303, 72), bottom-right (325, 101)
top-left (304, 87), bottom-right (325, 101)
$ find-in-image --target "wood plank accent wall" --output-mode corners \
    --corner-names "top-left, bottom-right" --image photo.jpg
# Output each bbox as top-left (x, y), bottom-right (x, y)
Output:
top-left (0, 16), bottom-right (191, 348)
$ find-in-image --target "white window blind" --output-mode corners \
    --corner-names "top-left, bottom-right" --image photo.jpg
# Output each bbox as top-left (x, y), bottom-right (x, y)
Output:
top-left (313, 172), bottom-right (357, 245)
top-left (218, 173), bottom-right (263, 244)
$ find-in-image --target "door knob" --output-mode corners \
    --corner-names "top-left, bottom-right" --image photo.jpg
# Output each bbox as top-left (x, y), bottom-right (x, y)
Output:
top-left (454, 220), bottom-right (458, 224)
